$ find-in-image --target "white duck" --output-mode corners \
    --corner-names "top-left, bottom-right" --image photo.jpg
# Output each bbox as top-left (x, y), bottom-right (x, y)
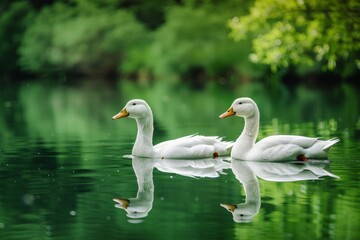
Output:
top-left (113, 99), bottom-right (232, 159)
top-left (219, 97), bottom-right (339, 161)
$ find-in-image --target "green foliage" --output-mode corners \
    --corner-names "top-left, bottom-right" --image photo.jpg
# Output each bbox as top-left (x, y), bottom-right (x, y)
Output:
top-left (19, 2), bottom-right (150, 76)
top-left (147, 3), bottom-right (263, 80)
top-left (229, 0), bottom-right (360, 73)
top-left (2, 0), bottom-right (359, 82)
top-left (0, 1), bottom-right (34, 75)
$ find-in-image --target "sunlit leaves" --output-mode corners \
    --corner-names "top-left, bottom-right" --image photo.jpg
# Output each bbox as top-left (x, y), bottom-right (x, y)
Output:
top-left (229, 0), bottom-right (360, 73)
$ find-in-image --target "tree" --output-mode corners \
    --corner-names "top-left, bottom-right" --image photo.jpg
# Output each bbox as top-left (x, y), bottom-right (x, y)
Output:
top-left (229, 0), bottom-right (360, 74)
top-left (147, 2), bottom-right (262, 85)
top-left (0, 1), bottom-right (34, 76)
top-left (18, 2), bottom-right (150, 77)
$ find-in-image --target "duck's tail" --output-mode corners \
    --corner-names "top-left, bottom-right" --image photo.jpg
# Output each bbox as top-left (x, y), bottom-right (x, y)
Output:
top-left (306, 137), bottom-right (339, 159)
top-left (322, 137), bottom-right (340, 151)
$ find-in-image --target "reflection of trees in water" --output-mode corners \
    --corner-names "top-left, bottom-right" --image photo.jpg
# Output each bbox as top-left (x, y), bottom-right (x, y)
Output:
top-left (0, 140), bottom-right (95, 238)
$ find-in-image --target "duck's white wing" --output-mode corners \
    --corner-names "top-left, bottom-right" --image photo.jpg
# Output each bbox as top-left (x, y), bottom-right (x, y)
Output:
top-left (154, 134), bottom-right (232, 159)
top-left (255, 135), bottom-right (318, 150)
top-left (153, 134), bottom-right (196, 150)
top-left (251, 135), bottom-right (339, 161)
top-left (248, 135), bottom-right (318, 161)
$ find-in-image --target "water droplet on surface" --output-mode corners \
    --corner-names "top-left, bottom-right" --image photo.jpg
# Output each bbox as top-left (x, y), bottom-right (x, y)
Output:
top-left (70, 210), bottom-right (76, 216)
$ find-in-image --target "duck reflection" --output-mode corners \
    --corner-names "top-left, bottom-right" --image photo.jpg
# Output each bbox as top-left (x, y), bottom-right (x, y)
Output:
top-left (114, 156), bottom-right (230, 221)
top-left (155, 158), bottom-right (230, 178)
top-left (113, 157), bottom-right (156, 220)
top-left (221, 160), bottom-right (339, 223)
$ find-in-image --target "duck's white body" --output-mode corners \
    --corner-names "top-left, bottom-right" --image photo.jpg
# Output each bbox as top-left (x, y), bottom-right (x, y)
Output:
top-left (113, 99), bottom-right (232, 159)
top-left (220, 98), bottom-right (339, 161)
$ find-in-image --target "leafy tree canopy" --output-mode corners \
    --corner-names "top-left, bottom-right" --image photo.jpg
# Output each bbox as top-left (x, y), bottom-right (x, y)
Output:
top-left (229, 0), bottom-right (360, 73)
top-left (148, 2), bottom-right (261, 81)
top-left (18, 1), bottom-right (149, 76)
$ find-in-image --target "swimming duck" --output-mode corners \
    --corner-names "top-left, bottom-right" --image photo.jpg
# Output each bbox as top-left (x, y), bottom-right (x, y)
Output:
top-left (219, 97), bottom-right (339, 161)
top-left (113, 99), bottom-right (232, 159)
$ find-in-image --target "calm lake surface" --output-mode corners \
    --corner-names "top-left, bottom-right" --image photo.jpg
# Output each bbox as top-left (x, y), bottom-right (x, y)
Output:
top-left (0, 79), bottom-right (359, 240)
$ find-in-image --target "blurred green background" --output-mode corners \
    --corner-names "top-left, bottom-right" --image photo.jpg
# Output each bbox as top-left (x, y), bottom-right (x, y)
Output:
top-left (1, 1), bottom-right (360, 239)
top-left (1, 0), bottom-right (359, 86)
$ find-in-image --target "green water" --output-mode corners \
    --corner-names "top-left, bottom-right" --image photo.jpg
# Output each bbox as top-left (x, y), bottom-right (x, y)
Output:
top-left (0, 79), bottom-right (359, 240)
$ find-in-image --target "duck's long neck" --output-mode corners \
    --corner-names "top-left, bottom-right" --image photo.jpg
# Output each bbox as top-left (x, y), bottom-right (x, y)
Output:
top-left (133, 116), bottom-right (154, 157)
top-left (232, 109), bottom-right (260, 158)
top-left (240, 110), bottom-right (260, 145)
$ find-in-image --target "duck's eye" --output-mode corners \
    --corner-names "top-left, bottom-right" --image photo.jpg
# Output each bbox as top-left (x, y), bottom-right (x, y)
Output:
top-left (240, 214), bottom-right (244, 217)
top-left (132, 103), bottom-right (136, 106)
top-left (239, 102), bottom-right (242, 105)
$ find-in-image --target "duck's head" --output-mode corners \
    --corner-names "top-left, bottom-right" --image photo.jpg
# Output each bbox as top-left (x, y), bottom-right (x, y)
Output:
top-left (219, 97), bottom-right (257, 119)
top-left (113, 198), bottom-right (151, 219)
top-left (112, 99), bottom-right (152, 120)
top-left (220, 203), bottom-right (258, 223)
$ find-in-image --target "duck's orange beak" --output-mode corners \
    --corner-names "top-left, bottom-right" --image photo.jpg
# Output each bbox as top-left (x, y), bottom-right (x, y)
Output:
top-left (112, 108), bottom-right (129, 120)
top-left (219, 107), bottom-right (235, 119)
top-left (113, 198), bottom-right (130, 209)
top-left (220, 203), bottom-right (237, 212)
